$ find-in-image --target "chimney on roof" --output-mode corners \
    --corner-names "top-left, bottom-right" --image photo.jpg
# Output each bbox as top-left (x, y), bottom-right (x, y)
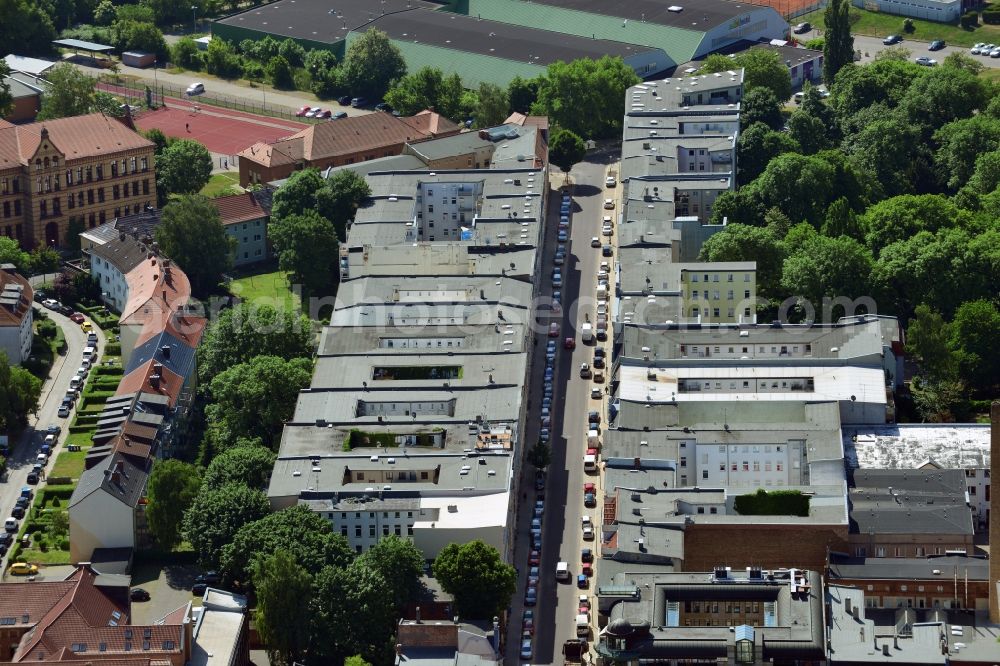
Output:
top-left (395, 644), bottom-right (402, 657)
top-left (123, 435), bottom-right (131, 447)
top-left (111, 470), bottom-right (122, 486)
top-left (150, 374), bottom-right (160, 389)
top-left (119, 232), bottom-right (126, 242)
top-left (132, 227), bottom-right (139, 240)
top-left (415, 607), bottom-right (421, 623)
top-left (161, 345), bottom-right (171, 359)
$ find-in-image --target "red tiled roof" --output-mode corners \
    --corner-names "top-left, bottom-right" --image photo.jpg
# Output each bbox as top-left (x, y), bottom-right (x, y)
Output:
top-left (121, 258), bottom-right (193, 326)
top-left (13, 567), bottom-right (128, 661)
top-left (0, 579), bottom-right (77, 629)
top-left (236, 136), bottom-right (302, 168)
top-left (115, 359), bottom-right (185, 407)
top-left (0, 113), bottom-right (152, 169)
top-left (212, 191), bottom-right (269, 226)
top-left (399, 110), bottom-right (461, 137)
top-left (504, 113), bottom-right (549, 132)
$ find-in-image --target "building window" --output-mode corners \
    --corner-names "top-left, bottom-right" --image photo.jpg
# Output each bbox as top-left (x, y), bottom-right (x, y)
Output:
top-left (142, 179), bottom-right (150, 195)
top-left (87, 190), bottom-right (94, 204)
top-left (98, 188), bottom-right (105, 203)
top-left (113, 185), bottom-right (120, 200)
top-left (111, 162), bottom-right (118, 178)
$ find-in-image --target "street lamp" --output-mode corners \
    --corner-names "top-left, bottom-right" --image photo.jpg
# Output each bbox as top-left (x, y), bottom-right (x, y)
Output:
top-left (191, 5), bottom-right (198, 32)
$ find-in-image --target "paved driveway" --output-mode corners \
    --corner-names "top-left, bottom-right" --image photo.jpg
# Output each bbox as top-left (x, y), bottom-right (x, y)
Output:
top-left (129, 561), bottom-right (202, 624)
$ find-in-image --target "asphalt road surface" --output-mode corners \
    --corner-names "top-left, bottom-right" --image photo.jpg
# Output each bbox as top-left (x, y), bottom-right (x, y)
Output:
top-left (505, 153), bottom-right (618, 665)
top-left (800, 29), bottom-right (1000, 68)
top-left (0, 305), bottom-right (107, 575)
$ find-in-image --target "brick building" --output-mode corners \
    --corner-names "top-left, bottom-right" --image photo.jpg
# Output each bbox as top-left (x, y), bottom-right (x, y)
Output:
top-left (829, 555), bottom-right (990, 611)
top-left (236, 110), bottom-right (460, 186)
top-left (0, 113), bottom-right (156, 249)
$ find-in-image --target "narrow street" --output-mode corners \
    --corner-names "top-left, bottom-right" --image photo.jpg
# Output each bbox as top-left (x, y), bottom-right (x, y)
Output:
top-left (505, 150), bottom-right (618, 665)
top-left (0, 305), bottom-right (107, 573)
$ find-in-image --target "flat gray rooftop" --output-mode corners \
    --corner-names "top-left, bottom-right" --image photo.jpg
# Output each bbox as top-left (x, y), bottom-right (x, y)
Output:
top-left (524, 0), bottom-right (765, 30)
top-left (318, 323), bottom-right (528, 356)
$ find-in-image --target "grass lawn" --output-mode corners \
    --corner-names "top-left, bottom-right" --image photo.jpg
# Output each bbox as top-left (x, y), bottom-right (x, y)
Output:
top-left (980, 67), bottom-right (1000, 82)
top-left (801, 7), bottom-right (1000, 47)
top-left (50, 447), bottom-right (89, 481)
top-left (200, 171), bottom-right (243, 198)
top-left (227, 269), bottom-right (302, 313)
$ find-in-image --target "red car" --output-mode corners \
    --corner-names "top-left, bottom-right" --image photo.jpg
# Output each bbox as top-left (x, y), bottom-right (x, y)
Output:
top-left (529, 549), bottom-right (541, 566)
top-left (69, 312), bottom-right (85, 324)
top-left (583, 482), bottom-right (596, 494)
top-left (295, 105), bottom-right (312, 117)
top-left (564, 336), bottom-right (576, 350)
top-left (581, 563), bottom-right (593, 576)
top-left (316, 109), bottom-right (332, 119)
top-left (586, 447), bottom-right (598, 458)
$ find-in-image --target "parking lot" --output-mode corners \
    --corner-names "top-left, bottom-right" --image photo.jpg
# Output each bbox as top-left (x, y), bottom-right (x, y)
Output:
top-left (129, 560), bottom-right (203, 624)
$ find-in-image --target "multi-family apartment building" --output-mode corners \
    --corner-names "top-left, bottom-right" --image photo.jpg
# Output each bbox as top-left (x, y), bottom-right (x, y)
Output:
top-left (0, 113), bottom-right (156, 249)
top-left (269, 164), bottom-right (547, 559)
top-left (0, 265), bottom-right (33, 364)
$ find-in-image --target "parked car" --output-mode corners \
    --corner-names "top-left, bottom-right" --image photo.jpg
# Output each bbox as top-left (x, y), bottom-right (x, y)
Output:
top-left (605, 175), bottom-right (616, 187)
top-left (305, 107), bottom-right (322, 118)
top-left (564, 336), bottom-right (575, 350)
top-left (603, 198), bottom-right (615, 210)
top-left (337, 95), bottom-right (353, 105)
top-left (185, 82), bottom-right (205, 96)
top-left (577, 574), bottom-right (588, 588)
top-left (793, 21), bottom-right (811, 33)
top-left (331, 111), bottom-right (348, 119)
top-left (80, 321), bottom-right (93, 333)
top-left (295, 105), bottom-right (312, 117)
top-left (350, 97), bottom-right (367, 108)
top-left (602, 244), bottom-right (613, 257)
top-left (928, 39), bottom-right (945, 50)
top-left (971, 42), bottom-right (985, 55)
top-left (130, 588), bottom-right (151, 601)
top-left (915, 56), bottom-right (937, 66)
top-left (882, 34), bottom-right (902, 45)
top-left (520, 638), bottom-right (533, 659)
top-left (41, 298), bottom-right (60, 309)
top-left (8, 562), bottom-right (38, 576)
top-left (529, 549), bottom-right (541, 566)
top-left (316, 109), bottom-right (332, 119)
top-left (69, 312), bottom-right (84, 323)
top-left (192, 583), bottom-right (208, 596)
top-left (375, 102), bottom-right (393, 112)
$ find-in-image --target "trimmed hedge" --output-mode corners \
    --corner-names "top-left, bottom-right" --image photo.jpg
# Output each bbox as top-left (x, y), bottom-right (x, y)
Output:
top-left (733, 489), bottom-right (810, 517)
top-left (68, 424), bottom-right (96, 434)
top-left (961, 11), bottom-right (980, 27)
top-left (46, 476), bottom-right (72, 485)
top-left (983, 9), bottom-right (1000, 24)
top-left (104, 342), bottom-right (122, 356)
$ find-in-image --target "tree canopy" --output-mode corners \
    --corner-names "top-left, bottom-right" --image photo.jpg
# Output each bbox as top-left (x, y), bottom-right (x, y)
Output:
top-left (531, 56), bottom-right (639, 139)
top-left (823, 0), bottom-right (854, 83)
top-left (548, 129), bottom-right (586, 173)
top-left (155, 139), bottom-right (214, 198)
top-left (205, 355), bottom-right (313, 449)
top-left (198, 302), bottom-right (313, 384)
top-left (202, 443), bottom-right (276, 491)
top-left (433, 540), bottom-right (517, 618)
top-left (384, 66), bottom-right (464, 118)
top-left (355, 535), bottom-right (425, 609)
top-left (268, 210), bottom-right (340, 299)
top-left (341, 29), bottom-right (406, 100)
top-left (37, 64), bottom-right (97, 120)
top-left (253, 550), bottom-right (313, 666)
top-left (0, 353), bottom-right (41, 430)
top-left (220, 505), bottom-right (354, 585)
top-left (184, 482), bottom-right (271, 569)
top-left (145, 460), bottom-right (201, 550)
top-left (156, 195), bottom-right (234, 296)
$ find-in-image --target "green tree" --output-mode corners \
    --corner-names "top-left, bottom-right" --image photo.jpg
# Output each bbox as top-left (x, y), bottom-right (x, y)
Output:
top-left (316, 170), bottom-right (371, 240)
top-left (507, 75), bottom-right (539, 114)
top-left (305, 49), bottom-right (341, 98)
top-left (266, 55), bottom-right (294, 89)
top-left (145, 459), bottom-right (202, 549)
top-left (910, 376), bottom-right (967, 423)
top-left (786, 109), bottom-right (830, 154)
top-left (0, 237), bottom-right (32, 274)
top-left (942, 52), bottom-right (984, 75)
top-left (384, 67), bottom-right (458, 117)
top-left (0, 0), bottom-right (56, 56)
top-left (739, 88), bottom-right (783, 131)
top-left (874, 45), bottom-right (912, 62)
top-left (269, 169), bottom-right (326, 222)
top-left (750, 153), bottom-right (836, 225)
top-left (934, 115), bottom-right (1000, 191)
top-left (220, 505), bottom-right (354, 584)
top-left (905, 304), bottom-right (957, 380)
top-left (156, 139), bottom-right (214, 197)
top-left (155, 195), bottom-right (234, 295)
top-left (860, 194), bottom-right (965, 254)
top-left (736, 48), bottom-right (792, 101)
top-left (830, 59), bottom-right (923, 118)
top-left (0, 352), bottom-right (41, 430)
top-left (37, 63), bottom-right (96, 120)
top-left (699, 223), bottom-right (786, 299)
top-left (527, 440), bottom-right (551, 469)
top-left (184, 482), bottom-right (271, 569)
top-left (92, 0), bottom-right (115, 24)
top-left (253, 549), bottom-right (313, 666)
top-left (821, 197), bottom-right (862, 241)
top-left (310, 560), bottom-right (397, 665)
top-left (345, 656), bottom-right (373, 666)
top-left (0, 61), bottom-right (13, 118)
top-left (475, 82), bottom-right (509, 128)
top-left (278, 38), bottom-right (306, 67)
top-left (113, 20), bottom-right (168, 61)
top-left (433, 540), bottom-right (517, 618)
top-left (356, 535), bottom-right (424, 608)
top-left (143, 128), bottom-right (170, 155)
top-left (735, 122), bottom-right (799, 186)
top-left (30, 246), bottom-right (61, 274)
top-left (269, 211), bottom-right (340, 298)
top-left (900, 66), bottom-right (988, 137)
top-left (50, 509), bottom-right (69, 538)
top-left (532, 56), bottom-right (639, 139)
top-left (205, 37), bottom-right (242, 79)
top-left (171, 37), bottom-right (202, 70)
top-left (205, 355), bottom-right (313, 448)
top-left (548, 128), bottom-right (586, 173)
top-left (949, 299), bottom-right (1000, 394)
top-left (823, 0), bottom-right (855, 83)
top-left (198, 302), bottom-right (313, 384)
top-left (341, 29), bottom-right (406, 100)
top-left (780, 234), bottom-right (872, 315)
top-left (842, 113), bottom-right (922, 197)
top-left (203, 444), bottom-right (276, 491)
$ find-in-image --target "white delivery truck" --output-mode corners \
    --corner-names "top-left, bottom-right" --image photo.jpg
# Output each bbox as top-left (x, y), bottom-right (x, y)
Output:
top-left (556, 561), bottom-right (570, 581)
top-left (576, 614), bottom-right (590, 637)
top-left (587, 430), bottom-right (600, 449)
top-left (584, 453), bottom-right (597, 472)
top-left (581, 322), bottom-right (593, 343)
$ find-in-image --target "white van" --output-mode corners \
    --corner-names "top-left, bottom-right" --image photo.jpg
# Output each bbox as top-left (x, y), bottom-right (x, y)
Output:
top-left (5, 517), bottom-right (18, 533)
top-left (82, 346), bottom-right (96, 361)
top-left (584, 453), bottom-right (597, 472)
top-left (556, 561), bottom-right (570, 581)
top-left (69, 376), bottom-right (82, 391)
top-left (576, 614), bottom-right (590, 637)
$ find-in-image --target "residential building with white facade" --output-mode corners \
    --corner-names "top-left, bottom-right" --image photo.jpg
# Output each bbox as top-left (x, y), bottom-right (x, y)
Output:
top-left (0, 264), bottom-right (32, 364)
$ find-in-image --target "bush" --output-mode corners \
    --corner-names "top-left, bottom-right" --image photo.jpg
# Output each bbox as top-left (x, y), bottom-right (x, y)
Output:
top-left (961, 11), bottom-right (980, 28)
top-left (266, 55), bottom-right (294, 88)
top-left (734, 489), bottom-right (810, 517)
top-left (983, 9), bottom-right (1000, 24)
top-left (60, 538), bottom-right (70, 550)
top-left (172, 37), bottom-right (202, 70)
top-left (36, 319), bottom-right (57, 339)
top-left (804, 37), bottom-right (824, 50)
top-left (51, 497), bottom-right (60, 507)
top-left (242, 61), bottom-right (265, 82)
top-left (902, 18), bottom-right (915, 33)
top-left (104, 342), bottom-right (121, 356)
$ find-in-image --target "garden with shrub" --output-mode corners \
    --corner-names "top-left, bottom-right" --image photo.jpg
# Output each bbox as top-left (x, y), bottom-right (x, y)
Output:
top-left (10, 486), bottom-right (76, 566)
